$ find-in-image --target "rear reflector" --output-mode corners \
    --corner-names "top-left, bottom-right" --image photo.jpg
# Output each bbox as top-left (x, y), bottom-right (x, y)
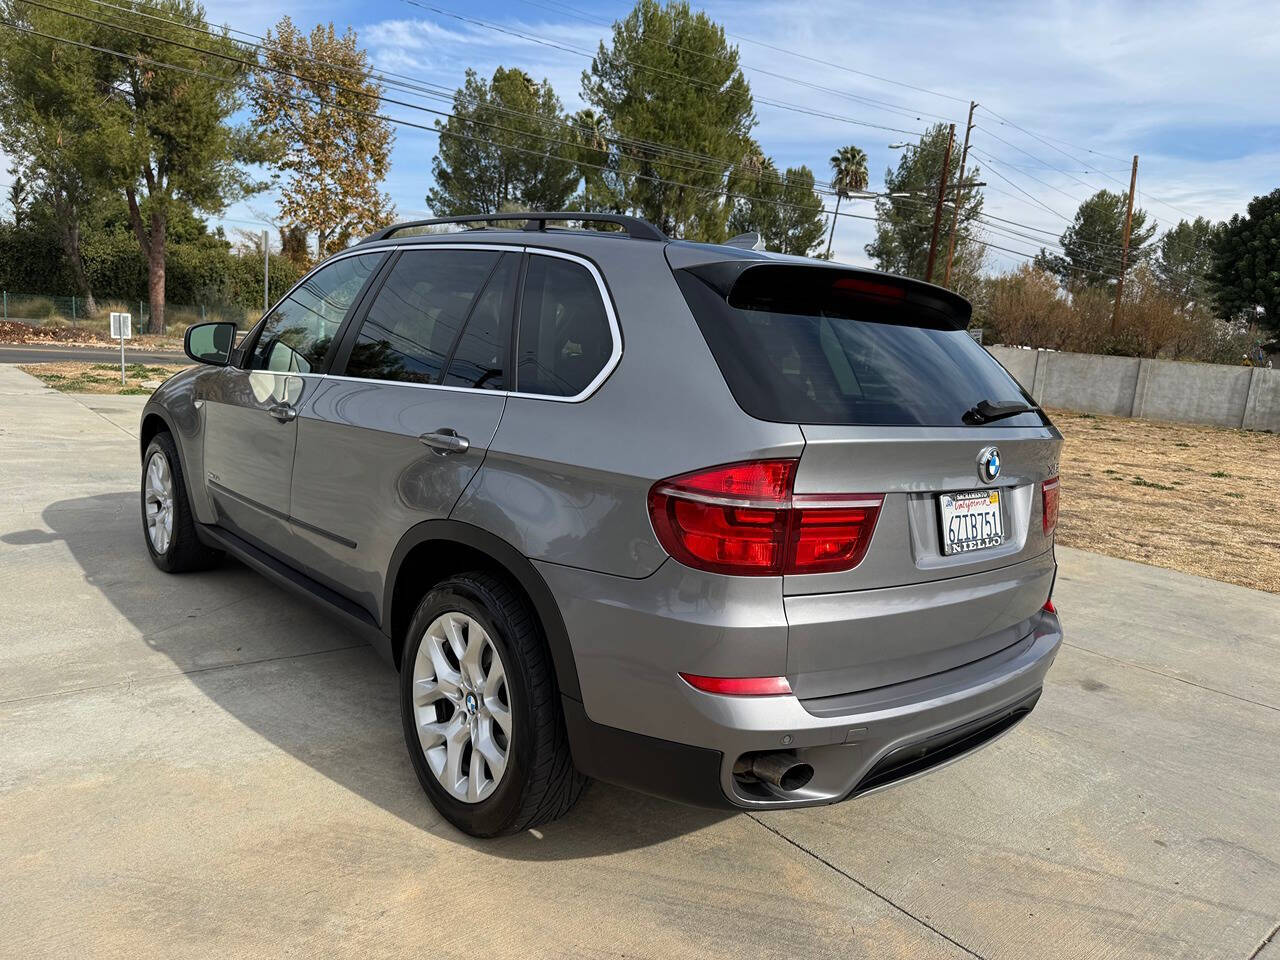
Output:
top-left (1042, 476), bottom-right (1060, 536)
top-left (648, 460), bottom-right (883, 576)
top-left (679, 673), bottom-right (792, 696)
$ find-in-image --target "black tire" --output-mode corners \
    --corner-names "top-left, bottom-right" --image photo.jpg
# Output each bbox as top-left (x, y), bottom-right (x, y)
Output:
top-left (140, 431), bottom-right (221, 573)
top-left (399, 572), bottom-right (587, 837)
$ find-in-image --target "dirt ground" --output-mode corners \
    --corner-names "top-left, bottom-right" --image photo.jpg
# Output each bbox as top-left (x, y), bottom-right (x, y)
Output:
top-left (0, 319), bottom-right (184, 352)
top-left (18, 361), bottom-right (190, 396)
top-left (1050, 407), bottom-right (1279, 593)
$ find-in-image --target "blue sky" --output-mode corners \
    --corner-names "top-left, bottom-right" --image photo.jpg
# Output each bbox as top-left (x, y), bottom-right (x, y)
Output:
top-left (210, 0), bottom-right (1280, 271)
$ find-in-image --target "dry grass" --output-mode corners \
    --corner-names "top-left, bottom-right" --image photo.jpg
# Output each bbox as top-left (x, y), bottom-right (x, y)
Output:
top-left (1050, 407), bottom-right (1280, 593)
top-left (19, 361), bottom-right (190, 396)
top-left (0, 319), bottom-right (185, 352)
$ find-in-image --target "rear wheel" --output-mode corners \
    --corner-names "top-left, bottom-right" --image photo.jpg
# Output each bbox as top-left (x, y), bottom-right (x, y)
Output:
top-left (141, 431), bottom-right (221, 573)
top-left (400, 572), bottom-right (586, 837)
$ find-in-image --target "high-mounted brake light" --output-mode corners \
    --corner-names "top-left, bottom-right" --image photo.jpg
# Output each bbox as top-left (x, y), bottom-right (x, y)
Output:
top-left (679, 673), bottom-right (792, 696)
top-left (833, 276), bottom-right (905, 299)
top-left (1042, 476), bottom-right (1060, 536)
top-left (648, 459), bottom-right (883, 576)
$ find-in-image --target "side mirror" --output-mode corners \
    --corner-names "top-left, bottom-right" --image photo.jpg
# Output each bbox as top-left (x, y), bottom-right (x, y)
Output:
top-left (184, 322), bottom-right (237, 366)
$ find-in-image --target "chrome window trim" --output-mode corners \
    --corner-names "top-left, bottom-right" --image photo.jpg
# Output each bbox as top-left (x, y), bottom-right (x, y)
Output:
top-left (247, 241), bottom-right (621, 404)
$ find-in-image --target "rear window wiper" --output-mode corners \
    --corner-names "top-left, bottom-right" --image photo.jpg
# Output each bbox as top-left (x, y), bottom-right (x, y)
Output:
top-left (962, 399), bottom-right (1039, 425)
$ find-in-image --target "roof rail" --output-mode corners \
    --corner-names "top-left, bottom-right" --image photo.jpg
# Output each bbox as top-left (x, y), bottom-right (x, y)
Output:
top-left (360, 212), bottom-right (668, 244)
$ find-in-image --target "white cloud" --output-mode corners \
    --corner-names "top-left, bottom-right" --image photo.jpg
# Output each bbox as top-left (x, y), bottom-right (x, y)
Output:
top-left (212, 0), bottom-right (1279, 269)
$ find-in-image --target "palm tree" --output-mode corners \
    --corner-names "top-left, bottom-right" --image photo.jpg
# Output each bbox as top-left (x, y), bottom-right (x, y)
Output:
top-left (825, 145), bottom-right (869, 259)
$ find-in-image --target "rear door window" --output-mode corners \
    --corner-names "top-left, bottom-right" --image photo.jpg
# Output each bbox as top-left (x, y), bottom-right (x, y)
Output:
top-left (344, 249), bottom-right (501, 384)
top-left (515, 255), bottom-right (614, 398)
top-left (441, 254), bottom-right (517, 390)
top-left (674, 263), bottom-right (1038, 427)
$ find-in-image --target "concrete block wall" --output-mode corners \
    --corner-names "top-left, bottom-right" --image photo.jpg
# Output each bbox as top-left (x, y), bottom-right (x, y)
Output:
top-left (988, 346), bottom-right (1279, 432)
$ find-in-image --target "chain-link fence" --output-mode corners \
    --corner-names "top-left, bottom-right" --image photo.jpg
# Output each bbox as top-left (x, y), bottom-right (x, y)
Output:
top-left (1, 290), bottom-right (255, 334)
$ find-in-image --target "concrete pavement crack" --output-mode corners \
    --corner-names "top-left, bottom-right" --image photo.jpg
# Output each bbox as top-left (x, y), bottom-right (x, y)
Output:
top-left (1248, 920), bottom-right (1280, 960)
top-left (0, 643), bottom-right (367, 707)
top-left (746, 812), bottom-right (987, 960)
top-left (1064, 642), bottom-right (1280, 713)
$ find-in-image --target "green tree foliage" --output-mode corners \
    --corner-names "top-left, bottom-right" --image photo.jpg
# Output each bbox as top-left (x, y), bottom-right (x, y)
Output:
top-left (251, 18), bottom-right (395, 258)
top-left (1036, 189), bottom-right (1155, 290)
top-left (826, 145), bottom-right (868, 259)
top-left (867, 124), bottom-right (985, 293)
top-left (582, 0), bottom-right (754, 239)
top-left (1155, 216), bottom-right (1221, 306)
top-left (428, 67), bottom-right (579, 216)
top-left (0, 6), bottom-right (114, 310)
top-left (728, 161), bottom-right (827, 256)
top-left (0, 0), bottom-right (266, 331)
top-left (1209, 188), bottom-right (1280, 335)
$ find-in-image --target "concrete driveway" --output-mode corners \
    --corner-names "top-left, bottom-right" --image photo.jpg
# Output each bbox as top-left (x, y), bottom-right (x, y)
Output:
top-left (1, 365), bottom-right (1277, 960)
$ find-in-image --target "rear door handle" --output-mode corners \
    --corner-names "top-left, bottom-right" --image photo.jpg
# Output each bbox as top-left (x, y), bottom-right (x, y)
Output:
top-left (268, 402), bottom-right (297, 423)
top-left (419, 429), bottom-right (470, 455)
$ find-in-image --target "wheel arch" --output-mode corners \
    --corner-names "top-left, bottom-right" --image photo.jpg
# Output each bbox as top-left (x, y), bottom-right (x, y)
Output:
top-left (384, 520), bottom-right (582, 702)
top-left (139, 408), bottom-right (175, 461)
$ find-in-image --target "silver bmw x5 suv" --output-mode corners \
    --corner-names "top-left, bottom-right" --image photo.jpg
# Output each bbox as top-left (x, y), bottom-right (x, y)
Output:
top-left (140, 212), bottom-right (1062, 837)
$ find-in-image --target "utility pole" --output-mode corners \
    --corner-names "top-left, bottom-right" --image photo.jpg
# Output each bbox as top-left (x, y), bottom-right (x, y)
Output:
top-left (262, 229), bottom-right (269, 314)
top-left (1112, 155), bottom-right (1139, 335)
top-left (924, 123), bottom-right (955, 284)
top-left (943, 102), bottom-right (977, 289)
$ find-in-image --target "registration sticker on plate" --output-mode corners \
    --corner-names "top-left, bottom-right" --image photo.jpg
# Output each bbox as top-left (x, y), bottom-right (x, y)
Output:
top-left (939, 489), bottom-right (1004, 555)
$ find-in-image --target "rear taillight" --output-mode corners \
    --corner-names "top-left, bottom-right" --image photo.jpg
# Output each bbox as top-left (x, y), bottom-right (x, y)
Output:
top-left (647, 459), bottom-right (883, 576)
top-left (1041, 476), bottom-right (1059, 536)
top-left (1043, 598), bottom-right (1057, 615)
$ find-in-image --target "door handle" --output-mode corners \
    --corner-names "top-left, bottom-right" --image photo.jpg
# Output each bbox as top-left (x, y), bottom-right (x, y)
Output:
top-left (268, 402), bottom-right (297, 423)
top-left (418, 429), bottom-right (470, 455)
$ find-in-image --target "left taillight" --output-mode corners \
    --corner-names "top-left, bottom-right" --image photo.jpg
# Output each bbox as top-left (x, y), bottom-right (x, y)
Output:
top-left (647, 459), bottom-right (883, 576)
top-left (1042, 476), bottom-right (1060, 536)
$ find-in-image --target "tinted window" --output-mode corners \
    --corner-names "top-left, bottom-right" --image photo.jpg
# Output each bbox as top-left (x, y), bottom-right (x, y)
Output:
top-left (249, 253), bottom-right (382, 372)
top-left (516, 256), bottom-right (613, 397)
top-left (346, 249), bottom-right (501, 384)
top-left (442, 254), bottom-right (516, 390)
top-left (675, 263), bottom-right (1038, 427)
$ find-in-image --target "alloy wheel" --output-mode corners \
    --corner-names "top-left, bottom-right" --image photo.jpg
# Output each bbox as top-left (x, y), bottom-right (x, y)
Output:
top-left (144, 450), bottom-right (175, 555)
top-left (411, 612), bottom-right (512, 803)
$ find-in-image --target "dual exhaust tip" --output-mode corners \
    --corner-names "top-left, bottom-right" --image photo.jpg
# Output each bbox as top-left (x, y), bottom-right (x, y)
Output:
top-left (734, 751), bottom-right (815, 792)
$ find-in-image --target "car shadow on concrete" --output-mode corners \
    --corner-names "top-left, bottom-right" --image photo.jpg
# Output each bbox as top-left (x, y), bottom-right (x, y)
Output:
top-left (22, 491), bottom-right (734, 860)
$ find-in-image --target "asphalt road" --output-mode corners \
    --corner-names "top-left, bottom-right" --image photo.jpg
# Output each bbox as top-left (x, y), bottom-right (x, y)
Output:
top-left (0, 342), bottom-right (181, 365)
top-left (1, 365), bottom-right (1278, 959)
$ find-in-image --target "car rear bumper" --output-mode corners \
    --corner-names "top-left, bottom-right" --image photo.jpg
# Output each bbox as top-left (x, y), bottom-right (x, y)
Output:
top-left (541, 557), bottom-right (1061, 809)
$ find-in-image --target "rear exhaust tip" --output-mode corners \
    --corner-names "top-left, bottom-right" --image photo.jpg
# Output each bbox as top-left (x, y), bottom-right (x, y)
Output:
top-left (734, 752), bottom-right (815, 792)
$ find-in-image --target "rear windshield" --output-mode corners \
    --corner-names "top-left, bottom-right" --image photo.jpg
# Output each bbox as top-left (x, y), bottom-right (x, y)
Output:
top-left (674, 263), bottom-right (1040, 427)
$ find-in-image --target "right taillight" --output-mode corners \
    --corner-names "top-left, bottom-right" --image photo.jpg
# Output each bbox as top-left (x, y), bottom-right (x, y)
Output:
top-left (1041, 476), bottom-right (1060, 536)
top-left (647, 459), bottom-right (883, 576)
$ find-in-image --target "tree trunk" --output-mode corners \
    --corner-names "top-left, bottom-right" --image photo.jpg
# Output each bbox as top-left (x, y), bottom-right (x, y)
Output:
top-left (51, 190), bottom-right (97, 315)
top-left (147, 206), bottom-right (167, 334)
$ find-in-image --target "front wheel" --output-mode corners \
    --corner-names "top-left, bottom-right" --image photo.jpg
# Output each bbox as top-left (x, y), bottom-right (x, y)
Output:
top-left (400, 573), bottom-right (586, 837)
top-left (141, 431), bottom-right (221, 573)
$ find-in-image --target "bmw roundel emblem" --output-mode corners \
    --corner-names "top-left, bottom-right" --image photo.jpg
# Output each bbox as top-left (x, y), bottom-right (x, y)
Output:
top-left (977, 446), bottom-right (1001, 484)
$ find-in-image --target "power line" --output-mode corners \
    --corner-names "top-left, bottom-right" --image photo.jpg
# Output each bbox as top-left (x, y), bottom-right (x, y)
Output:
top-left (502, 0), bottom-right (963, 127)
top-left (67, 0), bottom-right (1143, 266)
top-left (397, 0), bottom-right (934, 138)
top-left (75, 0), bottom-right (856, 197)
top-left (1, 15), bottom-right (1131, 281)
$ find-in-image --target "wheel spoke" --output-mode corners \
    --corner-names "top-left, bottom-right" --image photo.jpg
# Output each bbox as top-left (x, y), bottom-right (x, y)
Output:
top-left (487, 700), bottom-right (512, 739)
top-left (442, 713), bottom-right (469, 794)
top-left (475, 720), bottom-right (507, 782)
top-left (443, 614), bottom-right (467, 662)
top-left (423, 636), bottom-right (462, 701)
top-left (460, 618), bottom-right (487, 688)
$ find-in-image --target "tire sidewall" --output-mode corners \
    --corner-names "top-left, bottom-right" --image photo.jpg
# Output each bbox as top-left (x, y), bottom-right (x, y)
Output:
top-left (399, 578), bottom-right (536, 837)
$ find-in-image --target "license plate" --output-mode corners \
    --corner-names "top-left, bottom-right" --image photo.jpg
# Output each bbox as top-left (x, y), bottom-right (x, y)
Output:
top-left (939, 489), bottom-right (1004, 555)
